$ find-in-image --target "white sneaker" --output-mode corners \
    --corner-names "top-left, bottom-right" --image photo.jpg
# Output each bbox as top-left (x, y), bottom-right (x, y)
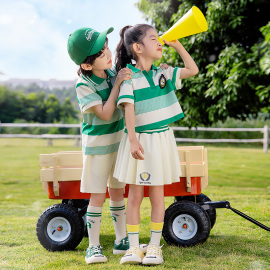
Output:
top-left (85, 245), bottom-right (107, 264)
top-left (120, 246), bottom-right (145, 264)
top-left (142, 244), bottom-right (164, 265)
top-left (139, 243), bottom-right (148, 253)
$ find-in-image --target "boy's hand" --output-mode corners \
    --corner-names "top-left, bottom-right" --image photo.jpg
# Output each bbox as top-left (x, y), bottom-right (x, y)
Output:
top-left (115, 68), bottom-right (133, 87)
top-left (160, 63), bottom-right (171, 69)
top-left (163, 39), bottom-right (181, 49)
top-left (130, 138), bottom-right (144, 160)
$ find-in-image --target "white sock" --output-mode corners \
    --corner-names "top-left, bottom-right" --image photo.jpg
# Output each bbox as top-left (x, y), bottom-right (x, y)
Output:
top-left (110, 199), bottom-right (126, 243)
top-left (86, 205), bottom-right (102, 247)
top-left (127, 224), bottom-right (140, 247)
top-left (149, 222), bottom-right (163, 246)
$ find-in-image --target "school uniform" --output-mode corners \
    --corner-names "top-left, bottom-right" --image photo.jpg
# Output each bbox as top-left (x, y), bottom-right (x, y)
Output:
top-left (113, 64), bottom-right (183, 186)
top-left (76, 67), bottom-right (125, 193)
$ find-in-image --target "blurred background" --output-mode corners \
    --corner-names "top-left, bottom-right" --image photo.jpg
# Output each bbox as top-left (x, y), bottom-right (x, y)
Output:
top-left (0, 0), bottom-right (269, 144)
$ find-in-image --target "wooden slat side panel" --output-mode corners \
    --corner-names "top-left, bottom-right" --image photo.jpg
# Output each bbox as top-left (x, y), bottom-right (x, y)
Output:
top-left (56, 153), bottom-right (83, 166)
top-left (40, 154), bottom-right (54, 166)
top-left (201, 148), bottom-right (208, 190)
top-left (41, 164), bottom-right (205, 183)
top-left (178, 149), bottom-right (204, 162)
top-left (41, 168), bottom-right (82, 182)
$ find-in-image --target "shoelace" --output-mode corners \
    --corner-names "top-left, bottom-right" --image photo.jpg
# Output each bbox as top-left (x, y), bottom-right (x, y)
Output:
top-left (90, 246), bottom-right (103, 255)
top-left (146, 245), bottom-right (162, 256)
top-left (125, 246), bottom-right (139, 255)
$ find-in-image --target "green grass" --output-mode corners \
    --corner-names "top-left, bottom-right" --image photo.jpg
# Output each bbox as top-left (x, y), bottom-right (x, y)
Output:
top-left (0, 138), bottom-right (269, 270)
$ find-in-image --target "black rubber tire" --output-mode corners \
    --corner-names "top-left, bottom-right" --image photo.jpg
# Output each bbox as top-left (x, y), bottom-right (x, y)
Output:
top-left (175, 193), bottom-right (216, 229)
top-left (36, 203), bottom-right (85, 251)
top-left (62, 199), bottom-right (89, 237)
top-left (163, 201), bottom-right (211, 247)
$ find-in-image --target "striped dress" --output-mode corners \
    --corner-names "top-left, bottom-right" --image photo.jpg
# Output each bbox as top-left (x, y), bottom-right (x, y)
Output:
top-left (76, 68), bottom-right (124, 155)
top-left (113, 64), bottom-right (183, 186)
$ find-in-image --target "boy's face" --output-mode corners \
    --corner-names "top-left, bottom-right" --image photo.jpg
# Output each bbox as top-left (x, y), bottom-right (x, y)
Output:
top-left (82, 42), bottom-right (112, 72)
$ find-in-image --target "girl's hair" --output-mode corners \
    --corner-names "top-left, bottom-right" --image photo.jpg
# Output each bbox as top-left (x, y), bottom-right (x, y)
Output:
top-left (115, 24), bottom-right (154, 72)
top-left (78, 38), bottom-right (108, 77)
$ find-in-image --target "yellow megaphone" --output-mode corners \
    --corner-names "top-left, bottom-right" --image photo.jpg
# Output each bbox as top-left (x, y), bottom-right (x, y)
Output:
top-left (158, 6), bottom-right (208, 45)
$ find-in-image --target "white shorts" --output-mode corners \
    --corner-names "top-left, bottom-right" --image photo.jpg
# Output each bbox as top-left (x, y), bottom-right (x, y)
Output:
top-left (113, 128), bottom-right (181, 186)
top-left (80, 152), bottom-right (126, 193)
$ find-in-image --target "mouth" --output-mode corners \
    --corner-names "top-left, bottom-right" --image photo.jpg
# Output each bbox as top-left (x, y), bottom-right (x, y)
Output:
top-left (107, 60), bottom-right (112, 64)
top-left (157, 48), bottom-right (162, 52)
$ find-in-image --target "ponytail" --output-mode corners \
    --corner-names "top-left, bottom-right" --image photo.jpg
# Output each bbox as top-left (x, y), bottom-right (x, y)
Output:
top-left (115, 26), bottom-right (133, 72)
top-left (115, 24), bottom-right (154, 72)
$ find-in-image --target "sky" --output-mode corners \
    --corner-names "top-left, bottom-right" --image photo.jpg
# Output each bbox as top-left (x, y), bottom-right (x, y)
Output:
top-left (0, 0), bottom-right (147, 81)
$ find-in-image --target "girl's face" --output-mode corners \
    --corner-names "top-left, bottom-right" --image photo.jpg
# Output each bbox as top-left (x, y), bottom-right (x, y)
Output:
top-left (139, 28), bottom-right (162, 61)
top-left (91, 42), bottom-right (112, 71)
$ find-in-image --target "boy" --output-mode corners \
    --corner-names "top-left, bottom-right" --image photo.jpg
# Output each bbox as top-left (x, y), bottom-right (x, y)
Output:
top-left (67, 27), bottom-right (133, 264)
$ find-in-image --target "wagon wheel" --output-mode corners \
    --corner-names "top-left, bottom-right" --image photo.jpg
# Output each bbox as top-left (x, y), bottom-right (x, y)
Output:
top-left (175, 193), bottom-right (216, 229)
top-left (36, 203), bottom-right (85, 251)
top-left (163, 201), bottom-right (211, 247)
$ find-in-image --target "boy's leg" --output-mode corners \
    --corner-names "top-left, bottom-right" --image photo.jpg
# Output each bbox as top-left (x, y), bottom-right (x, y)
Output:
top-left (142, 186), bottom-right (165, 265)
top-left (109, 188), bottom-right (126, 243)
top-left (85, 193), bottom-right (107, 264)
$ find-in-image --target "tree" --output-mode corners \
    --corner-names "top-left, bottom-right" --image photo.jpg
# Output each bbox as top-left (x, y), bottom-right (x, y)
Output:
top-left (137, 0), bottom-right (270, 126)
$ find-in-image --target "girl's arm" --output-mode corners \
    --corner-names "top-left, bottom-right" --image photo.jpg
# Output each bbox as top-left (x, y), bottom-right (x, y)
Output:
top-left (163, 39), bottom-right (199, 79)
top-left (124, 103), bottom-right (144, 160)
top-left (90, 68), bottom-right (132, 121)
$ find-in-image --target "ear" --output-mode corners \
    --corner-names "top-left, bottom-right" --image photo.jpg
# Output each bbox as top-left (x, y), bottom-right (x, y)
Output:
top-left (132, 43), bottom-right (143, 54)
top-left (81, 63), bottom-right (92, 71)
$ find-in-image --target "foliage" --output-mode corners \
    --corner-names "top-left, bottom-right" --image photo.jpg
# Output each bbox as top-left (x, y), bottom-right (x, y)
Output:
top-left (0, 85), bottom-right (78, 124)
top-left (137, 0), bottom-right (270, 126)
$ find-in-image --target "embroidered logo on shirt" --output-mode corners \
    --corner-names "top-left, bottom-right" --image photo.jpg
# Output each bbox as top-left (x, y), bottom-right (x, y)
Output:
top-left (140, 172), bottom-right (151, 181)
top-left (159, 74), bottom-right (166, 89)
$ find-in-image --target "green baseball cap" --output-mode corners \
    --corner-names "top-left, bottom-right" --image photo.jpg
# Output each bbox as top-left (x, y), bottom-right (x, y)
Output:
top-left (67, 27), bottom-right (114, 65)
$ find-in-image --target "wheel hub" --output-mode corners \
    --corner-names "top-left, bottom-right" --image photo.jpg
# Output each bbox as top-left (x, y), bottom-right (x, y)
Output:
top-left (47, 217), bottom-right (71, 242)
top-left (172, 214), bottom-right (198, 240)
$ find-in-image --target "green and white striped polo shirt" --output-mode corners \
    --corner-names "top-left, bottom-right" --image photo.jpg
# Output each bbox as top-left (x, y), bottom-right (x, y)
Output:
top-left (76, 68), bottom-right (124, 155)
top-left (117, 64), bottom-right (184, 133)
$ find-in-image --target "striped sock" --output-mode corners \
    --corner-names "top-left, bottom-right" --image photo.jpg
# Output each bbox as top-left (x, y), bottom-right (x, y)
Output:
top-left (127, 224), bottom-right (140, 247)
top-left (110, 200), bottom-right (126, 243)
top-left (86, 205), bottom-right (102, 247)
top-left (149, 222), bottom-right (164, 246)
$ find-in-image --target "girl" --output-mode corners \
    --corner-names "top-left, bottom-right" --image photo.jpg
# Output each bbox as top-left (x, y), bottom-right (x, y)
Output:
top-left (113, 24), bottom-right (199, 265)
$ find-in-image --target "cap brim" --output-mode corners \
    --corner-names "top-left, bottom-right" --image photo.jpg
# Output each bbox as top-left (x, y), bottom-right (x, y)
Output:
top-left (90, 27), bottom-right (114, 55)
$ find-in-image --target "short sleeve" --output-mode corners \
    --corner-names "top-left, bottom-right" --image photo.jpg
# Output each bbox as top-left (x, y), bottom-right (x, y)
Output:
top-left (117, 79), bottom-right (135, 109)
top-left (163, 66), bottom-right (182, 90)
top-left (76, 83), bottom-right (102, 113)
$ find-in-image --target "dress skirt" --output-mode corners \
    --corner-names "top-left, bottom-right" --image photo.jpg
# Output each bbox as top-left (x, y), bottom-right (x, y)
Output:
top-left (113, 128), bottom-right (181, 186)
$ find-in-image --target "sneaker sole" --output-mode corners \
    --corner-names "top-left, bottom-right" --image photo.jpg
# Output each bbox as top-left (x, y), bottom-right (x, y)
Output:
top-left (113, 249), bottom-right (127, 255)
top-left (120, 260), bottom-right (142, 265)
top-left (85, 256), bottom-right (108, 264)
top-left (142, 259), bottom-right (164, 265)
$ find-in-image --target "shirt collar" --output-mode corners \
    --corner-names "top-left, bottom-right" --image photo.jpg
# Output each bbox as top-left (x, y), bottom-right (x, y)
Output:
top-left (86, 69), bottom-right (114, 85)
top-left (127, 64), bottom-right (158, 73)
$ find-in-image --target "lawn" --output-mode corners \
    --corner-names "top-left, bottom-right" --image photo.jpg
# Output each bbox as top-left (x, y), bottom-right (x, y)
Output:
top-left (0, 138), bottom-right (269, 270)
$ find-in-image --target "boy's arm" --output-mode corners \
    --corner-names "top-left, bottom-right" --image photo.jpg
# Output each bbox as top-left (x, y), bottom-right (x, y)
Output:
top-left (124, 103), bottom-right (144, 160)
top-left (90, 68), bottom-right (132, 121)
top-left (163, 39), bottom-right (199, 79)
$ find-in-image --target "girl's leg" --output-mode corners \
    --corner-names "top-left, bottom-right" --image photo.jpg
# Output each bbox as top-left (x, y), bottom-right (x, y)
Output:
top-left (108, 188), bottom-right (126, 244)
top-left (148, 186), bottom-right (165, 246)
top-left (87, 193), bottom-right (106, 247)
top-left (126, 185), bottom-right (144, 247)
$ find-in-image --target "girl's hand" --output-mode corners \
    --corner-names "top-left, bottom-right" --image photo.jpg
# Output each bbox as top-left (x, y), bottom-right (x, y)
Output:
top-left (114, 68), bottom-right (133, 87)
top-left (163, 39), bottom-right (181, 49)
top-left (130, 138), bottom-right (144, 160)
top-left (160, 63), bottom-right (171, 69)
